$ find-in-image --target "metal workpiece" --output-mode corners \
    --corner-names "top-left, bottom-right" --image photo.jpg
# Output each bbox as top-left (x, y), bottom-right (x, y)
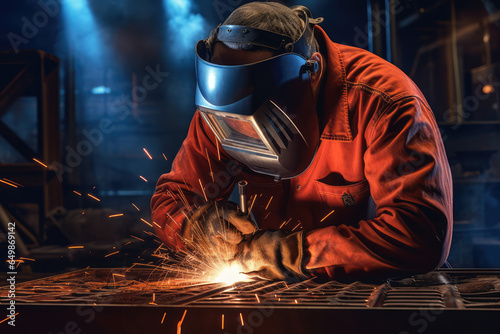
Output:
top-left (2, 269), bottom-right (500, 333)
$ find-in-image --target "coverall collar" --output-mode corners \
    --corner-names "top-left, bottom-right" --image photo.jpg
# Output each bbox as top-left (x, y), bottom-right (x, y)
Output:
top-left (314, 26), bottom-right (353, 142)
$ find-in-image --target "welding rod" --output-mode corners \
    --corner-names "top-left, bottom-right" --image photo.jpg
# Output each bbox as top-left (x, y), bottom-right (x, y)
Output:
top-left (238, 180), bottom-right (248, 215)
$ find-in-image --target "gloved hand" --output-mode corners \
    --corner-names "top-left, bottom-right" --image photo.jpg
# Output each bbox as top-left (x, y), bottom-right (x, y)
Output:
top-left (182, 201), bottom-right (258, 259)
top-left (232, 230), bottom-right (310, 282)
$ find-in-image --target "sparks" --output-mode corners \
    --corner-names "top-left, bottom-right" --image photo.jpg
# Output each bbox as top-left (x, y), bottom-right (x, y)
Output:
top-left (73, 190), bottom-right (82, 196)
top-left (109, 213), bottom-right (123, 218)
top-left (87, 193), bottom-right (100, 201)
top-left (291, 221), bottom-right (302, 231)
top-left (265, 196), bottom-right (273, 210)
top-left (255, 294), bottom-right (260, 303)
top-left (3, 178), bottom-right (23, 187)
top-left (0, 313), bottom-right (18, 324)
top-left (214, 263), bottom-right (250, 285)
top-left (139, 175), bottom-right (148, 182)
top-left (279, 218), bottom-right (292, 229)
top-left (105, 251), bottom-right (119, 257)
top-left (132, 203), bottom-right (140, 211)
top-left (198, 179), bottom-right (208, 201)
top-left (163, 153), bottom-right (168, 160)
top-left (205, 148), bottom-right (214, 182)
top-left (130, 235), bottom-right (145, 242)
top-left (143, 148), bottom-right (153, 159)
top-left (20, 257), bottom-right (35, 261)
top-left (320, 209), bottom-right (335, 222)
top-left (161, 312), bottom-right (166, 324)
top-left (0, 179), bottom-right (17, 188)
top-left (33, 158), bottom-right (47, 168)
top-left (68, 246), bottom-right (84, 249)
top-left (141, 218), bottom-right (153, 227)
top-left (177, 310), bottom-right (187, 334)
top-left (240, 313), bottom-right (245, 327)
top-left (221, 314), bottom-right (224, 330)
top-left (248, 194), bottom-right (257, 215)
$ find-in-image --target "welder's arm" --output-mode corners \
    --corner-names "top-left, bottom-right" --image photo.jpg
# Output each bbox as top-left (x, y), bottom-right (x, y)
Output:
top-left (151, 110), bottom-right (240, 248)
top-left (305, 98), bottom-right (453, 280)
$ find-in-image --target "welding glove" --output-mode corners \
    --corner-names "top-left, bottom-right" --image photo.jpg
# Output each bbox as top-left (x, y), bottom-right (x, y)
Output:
top-left (232, 230), bottom-right (310, 282)
top-left (183, 201), bottom-right (258, 259)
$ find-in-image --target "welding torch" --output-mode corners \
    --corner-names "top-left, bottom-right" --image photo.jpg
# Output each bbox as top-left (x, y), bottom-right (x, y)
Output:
top-left (237, 180), bottom-right (259, 235)
top-left (238, 180), bottom-right (248, 216)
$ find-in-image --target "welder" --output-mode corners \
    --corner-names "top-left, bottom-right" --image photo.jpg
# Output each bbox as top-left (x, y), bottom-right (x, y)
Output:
top-left (151, 2), bottom-right (453, 281)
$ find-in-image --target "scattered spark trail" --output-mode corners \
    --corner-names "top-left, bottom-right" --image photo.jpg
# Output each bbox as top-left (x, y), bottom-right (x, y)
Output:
top-left (68, 246), bottom-right (84, 249)
top-left (3, 178), bottom-right (23, 187)
top-left (222, 314), bottom-right (224, 330)
top-left (205, 148), bottom-right (214, 182)
top-left (177, 310), bottom-right (187, 334)
top-left (33, 158), bottom-right (47, 168)
top-left (240, 313), bottom-right (244, 326)
top-left (0, 179), bottom-right (17, 188)
top-left (248, 194), bottom-right (257, 215)
top-left (87, 194), bottom-right (100, 201)
top-left (163, 153), bottom-right (168, 161)
top-left (73, 190), bottom-right (82, 196)
top-left (109, 213), bottom-right (124, 218)
top-left (0, 313), bottom-right (18, 324)
top-left (198, 179), bottom-right (208, 201)
top-left (161, 312), bottom-right (166, 324)
top-left (320, 209), bottom-right (335, 222)
top-left (140, 175), bottom-right (148, 182)
top-left (265, 196), bottom-right (273, 210)
top-left (132, 203), bottom-right (140, 211)
top-left (280, 218), bottom-right (292, 229)
top-left (143, 148), bottom-right (153, 159)
top-left (141, 218), bottom-right (153, 227)
top-left (105, 251), bottom-right (120, 257)
top-left (157, 201), bottom-right (256, 286)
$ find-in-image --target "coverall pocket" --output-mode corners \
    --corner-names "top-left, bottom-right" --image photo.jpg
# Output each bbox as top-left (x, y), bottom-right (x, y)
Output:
top-left (314, 178), bottom-right (370, 210)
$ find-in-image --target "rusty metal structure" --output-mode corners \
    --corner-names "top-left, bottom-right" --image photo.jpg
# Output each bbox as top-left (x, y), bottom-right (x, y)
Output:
top-left (2, 268), bottom-right (500, 333)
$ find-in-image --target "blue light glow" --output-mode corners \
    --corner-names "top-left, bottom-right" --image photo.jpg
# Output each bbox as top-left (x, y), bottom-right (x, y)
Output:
top-left (91, 86), bottom-right (111, 94)
top-left (164, 0), bottom-right (207, 61)
top-left (62, 0), bottom-right (104, 61)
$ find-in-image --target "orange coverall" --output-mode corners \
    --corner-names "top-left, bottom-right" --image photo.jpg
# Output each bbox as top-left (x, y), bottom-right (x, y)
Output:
top-left (151, 26), bottom-right (453, 280)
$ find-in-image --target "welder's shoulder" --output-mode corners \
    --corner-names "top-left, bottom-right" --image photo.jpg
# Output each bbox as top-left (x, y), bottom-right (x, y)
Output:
top-left (337, 43), bottom-right (428, 106)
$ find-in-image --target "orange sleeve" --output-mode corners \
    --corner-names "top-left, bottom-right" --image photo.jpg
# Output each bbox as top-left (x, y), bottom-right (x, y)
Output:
top-left (150, 110), bottom-right (242, 248)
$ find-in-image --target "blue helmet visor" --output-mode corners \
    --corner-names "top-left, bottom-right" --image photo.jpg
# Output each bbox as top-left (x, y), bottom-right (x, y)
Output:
top-left (194, 37), bottom-right (320, 180)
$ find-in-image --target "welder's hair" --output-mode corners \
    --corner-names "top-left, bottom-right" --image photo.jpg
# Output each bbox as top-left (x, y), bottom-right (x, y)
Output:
top-left (222, 2), bottom-right (319, 58)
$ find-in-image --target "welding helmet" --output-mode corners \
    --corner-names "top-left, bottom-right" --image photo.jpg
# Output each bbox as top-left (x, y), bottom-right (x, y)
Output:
top-left (195, 6), bottom-right (323, 180)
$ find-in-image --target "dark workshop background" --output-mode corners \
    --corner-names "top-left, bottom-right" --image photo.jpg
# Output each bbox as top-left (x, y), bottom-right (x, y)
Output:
top-left (0, 0), bottom-right (499, 277)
